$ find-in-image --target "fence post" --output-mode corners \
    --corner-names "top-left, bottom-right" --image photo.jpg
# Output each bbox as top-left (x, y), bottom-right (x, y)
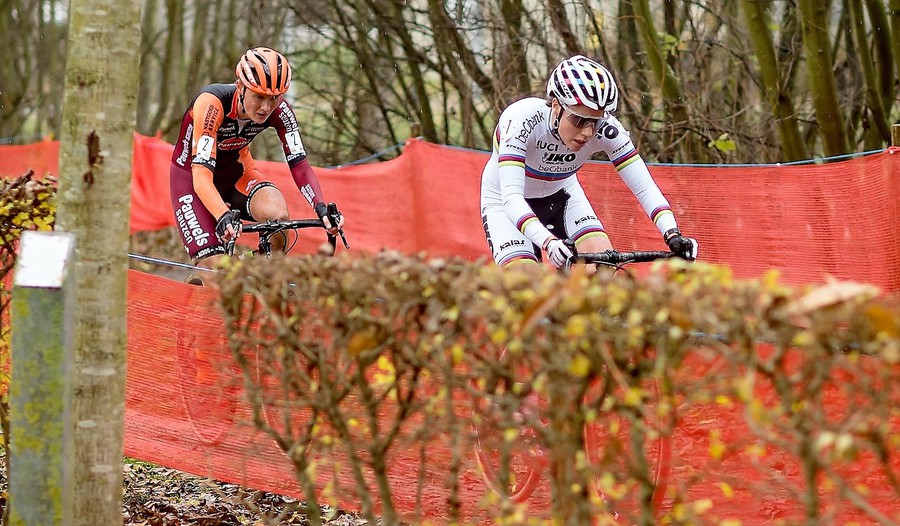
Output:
top-left (892, 124), bottom-right (900, 147)
top-left (9, 230), bottom-right (76, 525)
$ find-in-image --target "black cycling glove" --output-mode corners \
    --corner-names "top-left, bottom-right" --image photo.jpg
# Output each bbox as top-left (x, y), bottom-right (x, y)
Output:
top-left (664, 228), bottom-right (698, 261)
top-left (215, 209), bottom-right (242, 242)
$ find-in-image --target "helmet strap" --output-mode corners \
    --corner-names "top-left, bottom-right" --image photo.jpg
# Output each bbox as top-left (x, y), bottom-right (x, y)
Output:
top-left (549, 101), bottom-right (563, 141)
top-left (238, 84), bottom-right (248, 118)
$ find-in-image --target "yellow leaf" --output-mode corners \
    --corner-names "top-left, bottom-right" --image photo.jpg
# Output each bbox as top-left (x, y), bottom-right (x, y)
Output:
top-left (692, 498), bottom-right (713, 514)
top-left (719, 482), bottom-right (734, 498)
top-left (568, 354), bottom-right (590, 377)
top-left (347, 329), bottom-right (380, 356)
top-left (623, 387), bottom-right (642, 407)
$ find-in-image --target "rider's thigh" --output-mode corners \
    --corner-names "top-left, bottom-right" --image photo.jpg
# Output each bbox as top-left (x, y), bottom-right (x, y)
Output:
top-left (577, 235), bottom-right (613, 253)
top-left (170, 163), bottom-right (225, 260)
top-left (562, 187), bottom-right (610, 251)
top-left (248, 184), bottom-right (289, 221)
top-left (482, 205), bottom-right (539, 267)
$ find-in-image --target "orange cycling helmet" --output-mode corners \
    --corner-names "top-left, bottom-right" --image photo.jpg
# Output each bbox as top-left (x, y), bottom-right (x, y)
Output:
top-left (235, 47), bottom-right (292, 96)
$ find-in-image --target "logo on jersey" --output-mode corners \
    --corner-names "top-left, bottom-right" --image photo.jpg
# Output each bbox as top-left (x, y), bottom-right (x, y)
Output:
top-left (542, 152), bottom-right (577, 165)
top-left (514, 113), bottom-right (545, 143)
top-left (175, 194), bottom-right (211, 247)
top-left (499, 239), bottom-right (527, 251)
top-left (575, 215), bottom-right (597, 226)
top-left (278, 102), bottom-right (299, 131)
top-left (594, 121), bottom-right (620, 140)
top-left (203, 105), bottom-right (220, 131)
top-left (176, 123), bottom-right (193, 166)
top-left (300, 184), bottom-right (315, 205)
top-left (536, 140), bottom-right (559, 151)
top-left (219, 137), bottom-right (250, 150)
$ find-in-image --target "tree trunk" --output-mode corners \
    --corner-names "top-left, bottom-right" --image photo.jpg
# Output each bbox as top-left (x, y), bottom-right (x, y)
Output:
top-left (54, 0), bottom-right (142, 524)
top-left (892, 0), bottom-right (900, 98)
top-left (499, 0), bottom-right (531, 97)
top-left (848, 0), bottom-right (891, 143)
top-left (864, 0), bottom-right (895, 115)
top-left (797, 0), bottom-right (851, 155)
top-left (632, 0), bottom-right (703, 162)
top-left (545, 0), bottom-right (581, 56)
top-left (150, 0), bottom-right (184, 135)
top-left (742, 0), bottom-right (809, 160)
top-left (185, 1), bottom-right (211, 97)
top-left (136, 0), bottom-right (158, 135)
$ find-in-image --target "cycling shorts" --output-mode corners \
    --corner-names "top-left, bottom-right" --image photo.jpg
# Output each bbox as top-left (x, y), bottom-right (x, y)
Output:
top-left (482, 188), bottom-right (605, 266)
top-left (169, 163), bottom-right (279, 260)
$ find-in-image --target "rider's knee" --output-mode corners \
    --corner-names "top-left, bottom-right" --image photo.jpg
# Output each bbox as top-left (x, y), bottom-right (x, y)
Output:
top-left (575, 232), bottom-right (612, 253)
top-left (249, 185), bottom-right (289, 221)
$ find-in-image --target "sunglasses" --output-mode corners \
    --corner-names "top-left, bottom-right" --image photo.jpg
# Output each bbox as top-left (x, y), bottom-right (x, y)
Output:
top-left (562, 104), bottom-right (606, 130)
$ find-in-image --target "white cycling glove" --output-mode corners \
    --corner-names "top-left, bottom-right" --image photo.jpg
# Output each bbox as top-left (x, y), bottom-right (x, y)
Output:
top-left (544, 238), bottom-right (573, 268)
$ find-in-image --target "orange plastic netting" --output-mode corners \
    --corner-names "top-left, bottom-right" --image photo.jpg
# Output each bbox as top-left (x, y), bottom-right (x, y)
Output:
top-left (125, 271), bottom-right (900, 525)
top-left (4, 136), bottom-right (900, 524)
top-left (4, 134), bottom-right (899, 290)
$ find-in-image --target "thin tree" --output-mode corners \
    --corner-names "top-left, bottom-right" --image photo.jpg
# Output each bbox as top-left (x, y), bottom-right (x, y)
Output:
top-left (797, 0), bottom-right (851, 156)
top-left (742, 0), bottom-right (809, 161)
top-left (54, 0), bottom-right (143, 524)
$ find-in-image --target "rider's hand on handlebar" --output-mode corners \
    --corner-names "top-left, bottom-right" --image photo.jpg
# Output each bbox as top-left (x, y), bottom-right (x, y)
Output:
top-left (544, 237), bottom-right (573, 268)
top-left (315, 202), bottom-right (345, 236)
top-left (215, 209), bottom-right (243, 243)
top-left (664, 228), bottom-right (698, 261)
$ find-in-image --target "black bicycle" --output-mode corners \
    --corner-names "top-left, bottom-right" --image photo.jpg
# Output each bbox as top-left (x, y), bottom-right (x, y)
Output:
top-left (224, 202), bottom-right (350, 257)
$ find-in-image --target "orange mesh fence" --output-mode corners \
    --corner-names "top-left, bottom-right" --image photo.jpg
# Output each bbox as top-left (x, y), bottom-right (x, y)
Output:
top-left (128, 271), bottom-right (900, 525)
top-left (5, 137), bottom-right (900, 523)
top-left (4, 136), bottom-right (899, 290)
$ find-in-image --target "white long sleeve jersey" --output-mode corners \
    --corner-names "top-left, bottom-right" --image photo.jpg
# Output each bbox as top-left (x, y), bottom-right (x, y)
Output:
top-left (479, 97), bottom-right (678, 249)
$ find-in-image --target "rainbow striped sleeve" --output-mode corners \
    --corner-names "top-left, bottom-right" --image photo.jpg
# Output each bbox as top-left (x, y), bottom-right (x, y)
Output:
top-left (499, 153), bottom-right (526, 169)
top-left (651, 205), bottom-right (674, 226)
top-left (612, 149), bottom-right (640, 172)
top-left (516, 213), bottom-right (539, 235)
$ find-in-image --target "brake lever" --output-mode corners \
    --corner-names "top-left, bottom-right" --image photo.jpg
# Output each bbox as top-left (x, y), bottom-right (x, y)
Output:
top-left (326, 203), bottom-right (350, 249)
top-left (563, 238), bottom-right (577, 269)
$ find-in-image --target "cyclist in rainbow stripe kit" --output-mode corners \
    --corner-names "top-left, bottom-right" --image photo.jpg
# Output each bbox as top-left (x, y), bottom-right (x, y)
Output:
top-left (480, 55), bottom-right (697, 268)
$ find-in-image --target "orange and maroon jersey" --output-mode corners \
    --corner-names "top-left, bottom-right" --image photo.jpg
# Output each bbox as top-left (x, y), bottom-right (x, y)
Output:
top-left (171, 83), bottom-right (323, 219)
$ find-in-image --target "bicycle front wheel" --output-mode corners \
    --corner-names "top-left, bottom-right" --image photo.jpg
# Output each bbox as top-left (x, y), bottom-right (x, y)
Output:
top-left (584, 375), bottom-right (673, 521)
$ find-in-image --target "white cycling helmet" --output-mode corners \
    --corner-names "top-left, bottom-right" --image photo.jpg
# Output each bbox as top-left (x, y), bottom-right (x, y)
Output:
top-left (546, 55), bottom-right (618, 113)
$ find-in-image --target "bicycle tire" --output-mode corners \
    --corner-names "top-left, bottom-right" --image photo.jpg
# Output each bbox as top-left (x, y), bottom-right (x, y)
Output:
top-left (174, 316), bottom-right (239, 446)
top-left (472, 395), bottom-right (548, 502)
top-left (471, 352), bottom-right (673, 517)
top-left (584, 376), bottom-right (673, 519)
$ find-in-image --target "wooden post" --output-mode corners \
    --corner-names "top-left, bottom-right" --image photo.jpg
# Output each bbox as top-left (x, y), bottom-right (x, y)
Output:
top-left (9, 230), bottom-right (76, 525)
top-left (892, 124), bottom-right (900, 147)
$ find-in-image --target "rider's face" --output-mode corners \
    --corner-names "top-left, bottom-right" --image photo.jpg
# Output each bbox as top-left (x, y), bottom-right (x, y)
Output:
top-left (554, 99), bottom-right (605, 151)
top-left (241, 87), bottom-right (280, 123)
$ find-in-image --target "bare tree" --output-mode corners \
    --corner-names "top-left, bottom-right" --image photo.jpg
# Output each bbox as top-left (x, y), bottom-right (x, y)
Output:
top-left (742, 0), bottom-right (809, 160)
top-left (6, 0), bottom-right (900, 164)
top-left (54, 0), bottom-right (142, 524)
top-left (798, 0), bottom-right (851, 156)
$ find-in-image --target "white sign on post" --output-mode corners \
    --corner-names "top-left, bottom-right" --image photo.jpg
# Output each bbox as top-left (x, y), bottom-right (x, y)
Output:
top-left (14, 231), bottom-right (76, 289)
